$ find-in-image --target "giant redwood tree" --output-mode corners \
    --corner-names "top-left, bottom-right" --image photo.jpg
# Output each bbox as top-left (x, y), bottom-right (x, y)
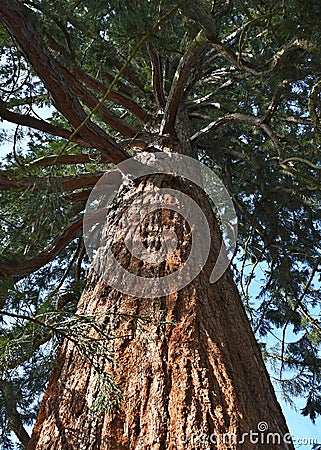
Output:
top-left (0, 0), bottom-right (321, 449)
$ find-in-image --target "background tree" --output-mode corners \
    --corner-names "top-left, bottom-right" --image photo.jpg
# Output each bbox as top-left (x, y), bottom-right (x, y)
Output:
top-left (0, 0), bottom-right (320, 448)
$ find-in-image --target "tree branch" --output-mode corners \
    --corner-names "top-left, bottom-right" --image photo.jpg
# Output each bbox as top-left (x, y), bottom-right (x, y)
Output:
top-left (112, 61), bottom-right (147, 94)
top-left (0, 379), bottom-right (30, 449)
top-left (186, 95), bottom-right (221, 112)
top-left (210, 36), bottom-right (311, 77)
top-left (0, 218), bottom-right (83, 278)
top-left (147, 42), bottom-right (166, 110)
top-left (63, 73), bottom-right (139, 138)
top-left (44, 28), bottom-right (147, 97)
top-left (0, 99), bottom-right (90, 147)
top-left (0, 173), bottom-right (25, 190)
top-left (308, 78), bottom-right (321, 143)
top-left (179, 0), bottom-right (219, 35)
top-left (28, 154), bottom-right (109, 167)
top-left (0, 0), bottom-right (129, 164)
top-left (191, 112), bottom-right (283, 156)
top-left (59, 173), bottom-right (104, 192)
top-left (71, 67), bottom-right (151, 123)
top-left (179, 1), bottom-right (313, 76)
top-left (62, 190), bottom-right (92, 203)
top-left (261, 80), bottom-right (289, 124)
top-left (190, 115), bottom-right (237, 141)
top-left (281, 116), bottom-right (312, 125)
top-left (0, 171), bottom-right (104, 192)
top-left (160, 30), bottom-right (207, 135)
top-left (4, 94), bottom-right (49, 108)
top-left (280, 157), bottom-right (321, 171)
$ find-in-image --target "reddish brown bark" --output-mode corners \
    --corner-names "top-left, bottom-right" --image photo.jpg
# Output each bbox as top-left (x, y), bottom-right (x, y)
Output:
top-left (147, 43), bottom-right (166, 110)
top-left (27, 175), bottom-right (294, 450)
top-left (160, 33), bottom-right (206, 136)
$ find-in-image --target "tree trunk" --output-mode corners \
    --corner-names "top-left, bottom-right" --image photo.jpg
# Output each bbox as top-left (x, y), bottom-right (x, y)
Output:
top-left (27, 170), bottom-right (294, 450)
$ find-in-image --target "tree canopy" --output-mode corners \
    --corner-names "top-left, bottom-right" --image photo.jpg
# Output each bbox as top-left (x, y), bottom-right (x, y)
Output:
top-left (0, 0), bottom-right (321, 447)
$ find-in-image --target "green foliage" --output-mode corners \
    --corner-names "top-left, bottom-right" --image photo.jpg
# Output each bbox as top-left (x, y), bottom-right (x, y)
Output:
top-left (90, 373), bottom-right (122, 415)
top-left (0, 0), bottom-right (321, 447)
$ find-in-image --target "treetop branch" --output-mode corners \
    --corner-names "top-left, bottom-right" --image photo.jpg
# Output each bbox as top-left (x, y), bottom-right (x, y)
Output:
top-left (160, 30), bottom-right (207, 135)
top-left (179, 1), bottom-right (314, 76)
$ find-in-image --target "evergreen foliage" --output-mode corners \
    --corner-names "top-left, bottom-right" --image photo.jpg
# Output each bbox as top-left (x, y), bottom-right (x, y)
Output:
top-left (0, 0), bottom-right (321, 447)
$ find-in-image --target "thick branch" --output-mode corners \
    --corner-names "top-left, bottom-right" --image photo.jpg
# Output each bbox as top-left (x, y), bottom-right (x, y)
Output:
top-left (113, 61), bottom-right (147, 93)
top-left (28, 154), bottom-right (109, 167)
top-left (180, 0), bottom-right (219, 35)
top-left (0, 379), bottom-right (30, 449)
top-left (160, 30), bottom-right (206, 135)
top-left (191, 112), bottom-right (283, 155)
top-left (64, 74), bottom-right (139, 138)
top-left (281, 116), bottom-right (312, 125)
top-left (0, 173), bottom-right (25, 190)
top-left (99, 70), bottom-right (132, 97)
top-left (147, 42), bottom-right (166, 110)
top-left (59, 173), bottom-right (104, 191)
top-left (0, 0), bottom-right (129, 164)
top-left (44, 29), bottom-right (146, 97)
top-left (211, 36), bottom-right (311, 76)
top-left (0, 218), bottom-right (83, 278)
top-left (186, 95), bottom-right (221, 112)
top-left (180, 1), bottom-right (313, 76)
top-left (0, 171), bottom-right (104, 192)
top-left (190, 115), bottom-right (237, 141)
top-left (261, 80), bottom-right (289, 124)
top-left (63, 190), bottom-right (91, 203)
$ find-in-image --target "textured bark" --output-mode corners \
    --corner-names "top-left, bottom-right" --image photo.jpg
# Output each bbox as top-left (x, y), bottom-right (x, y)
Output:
top-left (27, 174), bottom-right (294, 450)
